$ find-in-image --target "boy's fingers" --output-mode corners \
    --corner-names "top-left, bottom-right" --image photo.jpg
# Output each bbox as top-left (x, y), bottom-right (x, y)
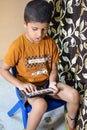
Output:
top-left (27, 83), bottom-right (37, 92)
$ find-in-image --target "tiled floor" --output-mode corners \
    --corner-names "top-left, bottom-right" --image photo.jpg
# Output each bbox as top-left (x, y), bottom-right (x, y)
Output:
top-left (0, 60), bottom-right (65, 130)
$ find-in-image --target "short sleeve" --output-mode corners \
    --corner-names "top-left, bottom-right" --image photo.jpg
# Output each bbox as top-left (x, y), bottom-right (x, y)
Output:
top-left (4, 40), bottom-right (21, 67)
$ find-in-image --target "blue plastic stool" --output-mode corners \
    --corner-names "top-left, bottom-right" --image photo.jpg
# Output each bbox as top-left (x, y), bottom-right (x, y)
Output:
top-left (7, 67), bottom-right (66, 129)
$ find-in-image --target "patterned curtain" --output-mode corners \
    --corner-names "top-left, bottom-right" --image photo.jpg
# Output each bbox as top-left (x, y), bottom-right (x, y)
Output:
top-left (47, 0), bottom-right (87, 129)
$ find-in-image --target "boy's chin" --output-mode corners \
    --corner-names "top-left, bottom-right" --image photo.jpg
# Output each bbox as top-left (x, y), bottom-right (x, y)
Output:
top-left (34, 39), bottom-right (42, 43)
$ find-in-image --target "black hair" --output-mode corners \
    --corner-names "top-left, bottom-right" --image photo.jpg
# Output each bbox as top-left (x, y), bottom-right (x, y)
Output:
top-left (24, 0), bottom-right (52, 24)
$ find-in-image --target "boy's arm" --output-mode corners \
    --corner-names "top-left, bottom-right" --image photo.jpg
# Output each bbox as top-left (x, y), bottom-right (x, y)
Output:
top-left (0, 62), bottom-right (36, 94)
top-left (49, 63), bottom-right (58, 82)
top-left (49, 63), bottom-right (59, 94)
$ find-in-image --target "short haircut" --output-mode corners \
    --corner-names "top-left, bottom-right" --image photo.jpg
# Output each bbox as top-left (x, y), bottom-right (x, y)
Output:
top-left (24, 0), bottom-right (52, 24)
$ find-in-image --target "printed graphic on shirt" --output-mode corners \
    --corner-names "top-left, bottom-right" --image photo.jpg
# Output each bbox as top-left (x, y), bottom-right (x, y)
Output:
top-left (25, 55), bottom-right (51, 68)
top-left (25, 55), bottom-right (51, 76)
top-left (32, 69), bottom-right (48, 76)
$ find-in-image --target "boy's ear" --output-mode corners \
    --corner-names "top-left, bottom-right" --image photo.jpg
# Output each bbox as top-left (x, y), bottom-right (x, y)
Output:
top-left (23, 21), bottom-right (27, 28)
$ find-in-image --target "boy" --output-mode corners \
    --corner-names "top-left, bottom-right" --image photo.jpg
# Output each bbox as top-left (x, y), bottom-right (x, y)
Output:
top-left (0, 0), bottom-right (79, 130)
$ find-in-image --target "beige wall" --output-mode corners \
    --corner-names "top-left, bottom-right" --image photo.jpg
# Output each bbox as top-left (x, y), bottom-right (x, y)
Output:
top-left (0, 0), bottom-right (30, 60)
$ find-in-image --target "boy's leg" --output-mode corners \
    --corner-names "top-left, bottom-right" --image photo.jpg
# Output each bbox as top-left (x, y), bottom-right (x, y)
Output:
top-left (55, 82), bottom-right (80, 129)
top-left (26, 97), bottom-right (48, 130)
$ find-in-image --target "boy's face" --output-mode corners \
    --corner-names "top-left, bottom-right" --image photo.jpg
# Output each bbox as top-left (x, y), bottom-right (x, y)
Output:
top-left (24, 21), bottom-right (49, 43)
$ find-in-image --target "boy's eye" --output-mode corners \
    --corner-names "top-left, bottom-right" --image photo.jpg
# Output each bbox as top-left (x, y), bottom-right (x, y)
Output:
top-left (43, 28), bottom-right (48, 32)
top-left (32, 27), bottom-right (48, 32)
top-left (32, 28), bottom-right (37, 31)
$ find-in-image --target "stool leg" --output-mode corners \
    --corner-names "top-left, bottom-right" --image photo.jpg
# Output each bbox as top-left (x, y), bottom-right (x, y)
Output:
top-left (7, 101), bottom-right (21, 116)
top-left (22, 109), bottom-right (28, 129)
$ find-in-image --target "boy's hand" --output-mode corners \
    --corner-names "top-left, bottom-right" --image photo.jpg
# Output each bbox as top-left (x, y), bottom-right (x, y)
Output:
top-left (18, 83), bottom-right (37, 94)
top-left (49, 82), bottom-right (59, 95)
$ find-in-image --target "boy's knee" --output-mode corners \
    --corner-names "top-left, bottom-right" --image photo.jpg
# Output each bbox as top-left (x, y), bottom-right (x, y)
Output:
top-left (32, 98), bottom-right (48, 112)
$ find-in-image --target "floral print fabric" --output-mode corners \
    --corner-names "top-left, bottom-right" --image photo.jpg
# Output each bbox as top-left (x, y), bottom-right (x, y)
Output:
top-left (47, 0), bottom-right (87, 129)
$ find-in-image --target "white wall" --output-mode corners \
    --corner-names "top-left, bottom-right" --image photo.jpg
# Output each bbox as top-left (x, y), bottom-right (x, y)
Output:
top-left (0, 0), bottom-right (30, 60)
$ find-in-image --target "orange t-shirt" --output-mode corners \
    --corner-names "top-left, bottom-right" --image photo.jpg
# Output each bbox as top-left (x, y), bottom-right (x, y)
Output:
top-left (4, 34), bottom-right (59, 86)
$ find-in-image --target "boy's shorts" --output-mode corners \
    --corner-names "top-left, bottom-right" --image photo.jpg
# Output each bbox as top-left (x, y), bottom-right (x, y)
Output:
top-left (18, 81), bottom-right (49, 104)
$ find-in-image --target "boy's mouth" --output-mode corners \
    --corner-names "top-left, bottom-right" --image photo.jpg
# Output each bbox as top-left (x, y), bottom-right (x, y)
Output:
top-left (35, 37), bottom-right (42, 42)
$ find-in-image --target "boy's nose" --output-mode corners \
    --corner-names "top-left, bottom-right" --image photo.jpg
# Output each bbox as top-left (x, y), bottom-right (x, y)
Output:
top-left (38, 30), bottom-right (43, 37)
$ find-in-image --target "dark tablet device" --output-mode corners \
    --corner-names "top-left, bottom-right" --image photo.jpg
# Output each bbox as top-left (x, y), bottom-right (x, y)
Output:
top-left (26, 88), bottom-right (54, 98)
